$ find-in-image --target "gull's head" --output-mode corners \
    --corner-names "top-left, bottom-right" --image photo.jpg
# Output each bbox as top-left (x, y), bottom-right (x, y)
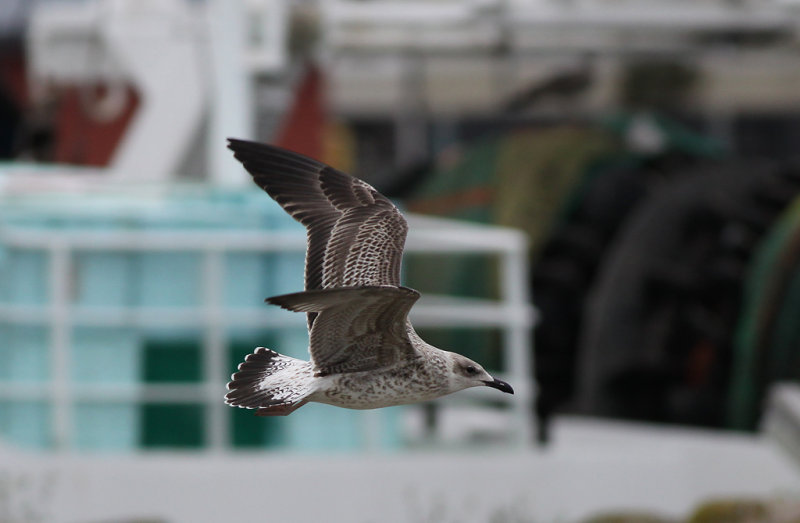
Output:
top-left (447, 353), bottom-right (514, 395)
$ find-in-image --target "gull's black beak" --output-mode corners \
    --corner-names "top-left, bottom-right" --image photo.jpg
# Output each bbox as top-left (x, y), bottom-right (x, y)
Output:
top-left (483, 378), bottom-right (514, 395)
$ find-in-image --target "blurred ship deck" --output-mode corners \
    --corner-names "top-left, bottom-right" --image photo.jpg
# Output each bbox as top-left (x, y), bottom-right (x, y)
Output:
top-left (2, 416), bottom-right (800, 523)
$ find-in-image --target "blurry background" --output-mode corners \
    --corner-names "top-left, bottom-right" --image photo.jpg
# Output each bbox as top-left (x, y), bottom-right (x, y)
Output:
top-left (3, 0), bottom-right (800, 522)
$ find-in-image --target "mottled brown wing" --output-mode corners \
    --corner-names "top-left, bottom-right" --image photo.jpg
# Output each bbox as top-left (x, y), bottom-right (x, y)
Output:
top-left (227, 139), bottom-right (408, 326)
top-left (266, 286), bottom-right (421, 374)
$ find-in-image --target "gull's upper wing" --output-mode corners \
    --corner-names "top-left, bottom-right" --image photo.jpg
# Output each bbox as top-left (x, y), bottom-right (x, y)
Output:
top-left (267, 286), bottom-right (421, 375)
top-left (227, 140), bottom-right (409, 318)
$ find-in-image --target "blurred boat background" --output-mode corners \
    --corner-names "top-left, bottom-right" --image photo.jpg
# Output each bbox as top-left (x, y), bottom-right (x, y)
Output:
top-left (1, 1), bottom-right (800, 521)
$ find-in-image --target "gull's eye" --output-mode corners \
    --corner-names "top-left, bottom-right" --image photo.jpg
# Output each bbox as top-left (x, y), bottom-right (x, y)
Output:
top-left (465, 365), bottom-right (477, 375)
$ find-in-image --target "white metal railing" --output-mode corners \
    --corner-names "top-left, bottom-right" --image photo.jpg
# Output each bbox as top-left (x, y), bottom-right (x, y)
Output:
top-left (0, 213), bottom-right (535, 451)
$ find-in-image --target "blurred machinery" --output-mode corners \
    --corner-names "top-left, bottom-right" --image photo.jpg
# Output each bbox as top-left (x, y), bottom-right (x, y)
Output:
top-left (27, 0), bottom-right (208, 181)
top-left (26, 0), bottom-right (288, 183)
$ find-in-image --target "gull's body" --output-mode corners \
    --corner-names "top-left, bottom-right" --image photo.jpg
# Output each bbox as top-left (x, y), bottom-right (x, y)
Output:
top-left (224, 139), bottom-right (513, 416)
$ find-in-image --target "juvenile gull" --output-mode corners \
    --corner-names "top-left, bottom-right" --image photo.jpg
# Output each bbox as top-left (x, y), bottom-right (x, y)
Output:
top-left (225, 139), bottom-right (514, 416)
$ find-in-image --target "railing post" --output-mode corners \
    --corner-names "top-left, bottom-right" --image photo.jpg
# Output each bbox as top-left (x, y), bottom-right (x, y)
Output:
top-left (49, 244), bottom-right (72, 450)
top-left (203, 249), bottom-right (228, 451)
top-left (500, 234), bottom-right (535, 447)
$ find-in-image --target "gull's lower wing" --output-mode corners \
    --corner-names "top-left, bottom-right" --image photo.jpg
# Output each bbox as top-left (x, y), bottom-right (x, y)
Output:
top-left (267, 285), bottom-right (421, 375)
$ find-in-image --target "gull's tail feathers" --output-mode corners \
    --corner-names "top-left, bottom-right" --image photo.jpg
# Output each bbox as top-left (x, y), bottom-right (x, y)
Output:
top-left (225, 347), bottom-right (313, 416)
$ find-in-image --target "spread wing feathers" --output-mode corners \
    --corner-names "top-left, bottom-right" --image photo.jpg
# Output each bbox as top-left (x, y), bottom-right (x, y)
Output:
top-left (266, 286), bottom-right (421, 375)
top-left (227, 138), bottom-right (408, 296)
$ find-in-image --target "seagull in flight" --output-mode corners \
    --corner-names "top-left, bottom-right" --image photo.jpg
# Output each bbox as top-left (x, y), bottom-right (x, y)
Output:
top-left (224, 139), bottom-right (514, 416)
